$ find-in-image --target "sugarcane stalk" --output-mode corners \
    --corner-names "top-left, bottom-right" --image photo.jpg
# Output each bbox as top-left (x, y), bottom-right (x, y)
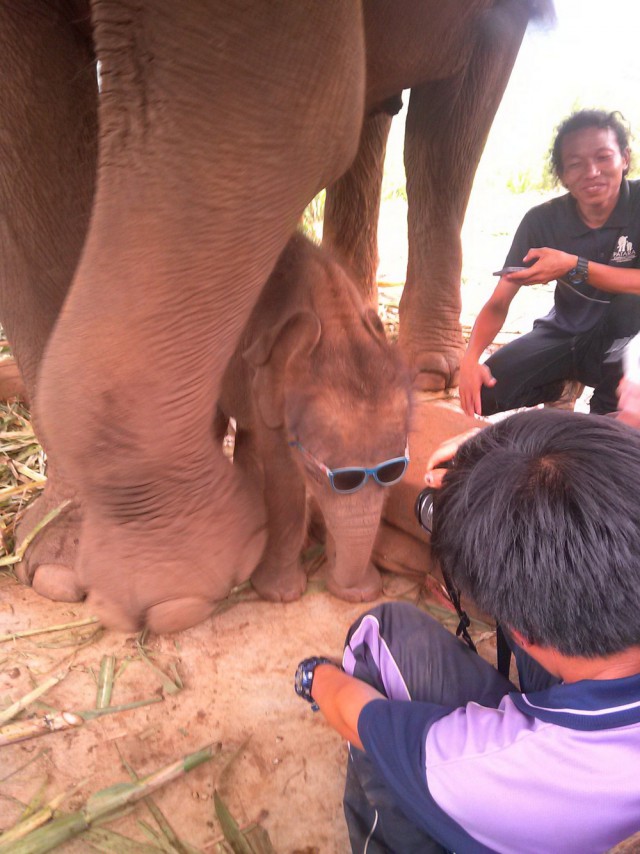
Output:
top-left (0, 780), bottom-right (88, 848)
top-left (0, 697), bottom-right (163, 747)
top-left (0, 670), bottom-right (68, 726)
top-left (3, 745), bottom-right (216, 853)
top-left (96, 656), bottom-right (116, 709)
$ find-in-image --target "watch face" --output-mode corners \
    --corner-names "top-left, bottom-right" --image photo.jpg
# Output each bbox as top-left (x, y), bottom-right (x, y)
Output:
top-left (295, 663), bottom-right (312, 699)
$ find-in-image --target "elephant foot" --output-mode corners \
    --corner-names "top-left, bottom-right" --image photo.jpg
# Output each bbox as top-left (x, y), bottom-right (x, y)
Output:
top-left (86, 592), bottom-right (218, 634)
top-left (399, 339), bottom-right (464, 393)
top-left (325, 561), bottom-right (382, 603)
top-left (14, 486), bottom-right (84, 602)
top-left (411, 351), bottom-right (461, 393)
top-left (77, 464), bottom-right (267, 633)
top-left (251, 559), bottom-right (307, 603)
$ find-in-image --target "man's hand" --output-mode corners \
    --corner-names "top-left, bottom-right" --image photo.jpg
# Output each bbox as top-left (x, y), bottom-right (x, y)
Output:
top-left (459, 356), bottom-right (496, 416)
top-left (505, 248), bottom-right (577, 286)
top-left (424, 427), bottom-right (482, 487)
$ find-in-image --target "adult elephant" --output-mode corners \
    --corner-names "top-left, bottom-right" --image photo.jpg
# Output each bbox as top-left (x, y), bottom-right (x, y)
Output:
top-left (323, 0), bottom-right (553, 391)
top-left (0, 0), bottom-right (548, 633)
top-left (1, 0), bottom-right (364, 633)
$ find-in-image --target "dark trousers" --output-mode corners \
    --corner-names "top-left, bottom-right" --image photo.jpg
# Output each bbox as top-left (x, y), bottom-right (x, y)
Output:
top-left (342, 603), bottom-right (558, 854)
top-left (480, 294), bottom-right (640, 416)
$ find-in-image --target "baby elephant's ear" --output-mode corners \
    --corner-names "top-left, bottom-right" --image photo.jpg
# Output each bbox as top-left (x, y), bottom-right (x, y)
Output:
top-left (243, 311), bottom-right (321, 429)
top-left (363, 307), bottom-right (386, 340)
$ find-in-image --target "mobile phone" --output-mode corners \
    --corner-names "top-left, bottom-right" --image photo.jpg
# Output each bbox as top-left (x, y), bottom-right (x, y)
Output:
top-left (492, 266), bottom-right (526, 276)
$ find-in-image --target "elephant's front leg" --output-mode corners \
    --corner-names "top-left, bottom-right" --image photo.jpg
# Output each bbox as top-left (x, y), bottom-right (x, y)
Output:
top-left (34, 1), bottom-right (364, 633)
top-left (0, 2), bottom-right (98, 600)
top-left (250, 430), bottom-right (308, 602)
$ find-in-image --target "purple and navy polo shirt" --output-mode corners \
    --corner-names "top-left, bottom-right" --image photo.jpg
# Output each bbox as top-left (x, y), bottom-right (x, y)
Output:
top-left (358, 676), bottom-right (640, 853)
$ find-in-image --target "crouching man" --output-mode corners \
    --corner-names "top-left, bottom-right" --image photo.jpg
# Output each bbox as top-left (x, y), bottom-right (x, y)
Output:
top-left (295, 409), bottom-right (640, 853)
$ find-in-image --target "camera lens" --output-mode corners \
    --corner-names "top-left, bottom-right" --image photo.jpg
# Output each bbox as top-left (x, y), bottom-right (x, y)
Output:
top-left (415, 487), bottom-right (436, 535)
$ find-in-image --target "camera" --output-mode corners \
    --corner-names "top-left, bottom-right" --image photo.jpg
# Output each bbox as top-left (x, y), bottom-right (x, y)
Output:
top-left (415, 487), bottom-right (436, 535)
top-left (415, 459), bottom-right (453, 535)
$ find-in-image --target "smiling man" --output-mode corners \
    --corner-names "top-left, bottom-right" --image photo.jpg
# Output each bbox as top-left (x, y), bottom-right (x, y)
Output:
top-left (459, 109), bottom-right (640, 417)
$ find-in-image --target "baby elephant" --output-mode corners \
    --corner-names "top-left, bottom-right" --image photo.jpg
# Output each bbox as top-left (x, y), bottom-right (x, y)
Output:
top-left (219, 233), bottom-right (412, 602)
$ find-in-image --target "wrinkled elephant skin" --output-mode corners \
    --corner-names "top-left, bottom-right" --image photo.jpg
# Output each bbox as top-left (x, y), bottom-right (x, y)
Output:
top-left (0, 1), bottom-right (364, 632)
top-left (220, 235), bottom-right (412, 603)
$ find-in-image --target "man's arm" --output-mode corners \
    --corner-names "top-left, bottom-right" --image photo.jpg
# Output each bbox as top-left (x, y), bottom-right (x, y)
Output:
top-left (311, 664), bottom-right (386, 750)
top-left (507, 247), bottom-right (640, 294)
top-left (459, 278), bottom-right (520, 416)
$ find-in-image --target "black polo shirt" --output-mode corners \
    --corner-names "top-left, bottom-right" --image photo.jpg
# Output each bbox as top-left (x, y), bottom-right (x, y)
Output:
top-left (504, 178), bottom-right (640, 334)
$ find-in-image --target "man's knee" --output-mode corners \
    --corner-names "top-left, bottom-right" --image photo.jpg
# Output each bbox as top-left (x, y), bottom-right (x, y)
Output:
top-left (480, 374), bottom-right (565, 416)
top-left (605, 294), bottom-right (640, 338)
top-left (345, 602), bottom-right (439, 651)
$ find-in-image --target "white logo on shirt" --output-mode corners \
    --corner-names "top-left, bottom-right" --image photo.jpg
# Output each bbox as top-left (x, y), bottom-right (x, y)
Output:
top-left (611, 235), bottom-right (636, 263)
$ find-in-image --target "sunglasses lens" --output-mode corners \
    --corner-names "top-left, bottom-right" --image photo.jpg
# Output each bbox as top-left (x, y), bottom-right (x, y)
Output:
top-left (376, 459), bottom-right (408, 485)
top-left (332, 469), bottom-right (367, 492)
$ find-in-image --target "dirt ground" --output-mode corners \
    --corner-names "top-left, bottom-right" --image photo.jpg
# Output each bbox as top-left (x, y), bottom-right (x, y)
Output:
top-left (0, 569), bottom-right (377, 852)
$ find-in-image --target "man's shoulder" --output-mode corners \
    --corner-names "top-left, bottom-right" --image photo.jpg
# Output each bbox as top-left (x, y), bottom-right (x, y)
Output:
top-left (511, 192), bottom-right (573, 245)
top-left (523, 191), bottom-right (571, 220)
top-left (626, 178), bottom-right (640, 204)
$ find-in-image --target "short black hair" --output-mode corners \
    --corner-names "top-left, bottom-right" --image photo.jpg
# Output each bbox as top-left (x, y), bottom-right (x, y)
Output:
top-left (431, 409), bottom-right (640, 657)
top-left (550, 109), bottom-right (631, 179)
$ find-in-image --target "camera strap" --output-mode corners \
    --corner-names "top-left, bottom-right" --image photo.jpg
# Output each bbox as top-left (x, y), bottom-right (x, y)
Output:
top-left (441, 568), bottom-right (513, 679)
top-left (440, 567), bottom-right (477, 654)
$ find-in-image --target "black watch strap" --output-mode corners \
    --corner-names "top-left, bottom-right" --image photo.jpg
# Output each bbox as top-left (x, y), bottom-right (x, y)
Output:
top-left (295, 656), bottom-right (336, 712)
top-left (567, 256), bottom-right (589, 285)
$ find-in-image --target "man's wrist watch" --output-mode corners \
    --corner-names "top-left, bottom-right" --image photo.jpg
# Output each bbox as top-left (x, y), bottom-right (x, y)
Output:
top-left (295, 656), bottom-right (337, 712)
top-left (566, 256), bottom-right (589, 285)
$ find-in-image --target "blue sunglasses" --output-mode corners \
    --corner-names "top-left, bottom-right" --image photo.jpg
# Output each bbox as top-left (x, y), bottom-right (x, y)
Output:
top-left (289, 440), bottom-right (410, 494)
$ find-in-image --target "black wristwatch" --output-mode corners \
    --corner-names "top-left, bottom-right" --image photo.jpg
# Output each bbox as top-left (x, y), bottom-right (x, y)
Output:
top-left (295, 656), bottom-right (337, 712)
top-left (566, 256), bottom-right (589, 285)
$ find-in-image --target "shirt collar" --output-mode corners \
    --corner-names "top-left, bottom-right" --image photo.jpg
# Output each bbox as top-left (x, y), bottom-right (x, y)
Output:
top-left (566, 178), bottom-right (630, 237)
top-left (510, 670), bottom-right (640, 730)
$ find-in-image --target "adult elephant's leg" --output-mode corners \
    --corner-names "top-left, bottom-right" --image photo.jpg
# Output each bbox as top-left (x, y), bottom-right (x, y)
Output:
top-left (399, 5), bottom-right (529, 391)
top-left (323, 111), bottom-right (393, 306)
top-left (36, 1), bottom-right (365, 633)
top-left (0, 2), bottom-right (97, 598)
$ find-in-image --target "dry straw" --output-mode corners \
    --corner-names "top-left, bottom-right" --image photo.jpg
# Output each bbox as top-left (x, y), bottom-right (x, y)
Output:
top-left (0, 399), bottom-right (47, 562)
